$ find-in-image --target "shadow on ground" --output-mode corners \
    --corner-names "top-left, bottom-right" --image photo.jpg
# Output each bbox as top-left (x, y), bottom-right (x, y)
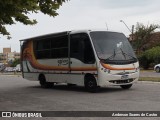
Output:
top-left (26, 84), bottom-right (130, 93)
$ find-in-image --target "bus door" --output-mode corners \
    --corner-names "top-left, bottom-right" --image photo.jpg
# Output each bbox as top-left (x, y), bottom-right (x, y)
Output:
top-left (69, 33), bottom-right (96, 83)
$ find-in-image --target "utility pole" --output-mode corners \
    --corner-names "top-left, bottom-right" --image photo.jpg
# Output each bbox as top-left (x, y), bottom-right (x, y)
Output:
top-left (120, 20), bottom-right (134, 41)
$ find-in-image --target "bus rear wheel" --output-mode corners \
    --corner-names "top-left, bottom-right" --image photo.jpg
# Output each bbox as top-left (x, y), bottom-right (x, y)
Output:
top-left (85, 75), bottom-right (98, 93)
top-left (39, 75), bottom-right (53, 88)
top-left (120, 84), bottom-right (132, 89)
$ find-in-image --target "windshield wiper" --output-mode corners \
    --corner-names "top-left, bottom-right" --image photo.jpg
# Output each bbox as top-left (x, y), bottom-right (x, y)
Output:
top-left (106, 49), bottom-right (116, 60)
top-left (120, 48), bottom-right (126, 60)
top-left (120, 48), bottom-right (137, 60)
top-left (105, 49), bottom-right (137, 62)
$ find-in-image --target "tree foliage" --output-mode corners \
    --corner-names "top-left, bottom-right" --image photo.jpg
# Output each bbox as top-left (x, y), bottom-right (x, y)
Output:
top-left (10, 58), bottom-right (20, 67)
top-left (0, 0), bottom-right (67, 38)
top-left (132, 22), bottom-right (159, 54)
top-left (138, 46), bottom-right (160, 69)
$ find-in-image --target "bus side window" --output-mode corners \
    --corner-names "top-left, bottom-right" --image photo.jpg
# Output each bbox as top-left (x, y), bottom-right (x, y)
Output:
top-left (83, 39), bottom-right (95, 64)
top-left (70, 33), bottom-right (95, 64)
top-left (34, 35), bottom-right (68, 59)
top-left (70, 35), bottom-right (83, 61)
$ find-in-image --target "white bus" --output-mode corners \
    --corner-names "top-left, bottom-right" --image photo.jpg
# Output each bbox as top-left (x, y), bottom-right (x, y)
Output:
top-left (20, 30), bottom-right (139, 92)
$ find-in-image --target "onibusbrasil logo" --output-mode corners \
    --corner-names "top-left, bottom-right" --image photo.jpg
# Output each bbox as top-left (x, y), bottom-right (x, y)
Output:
top-left (2, 112), bottom-right (42, 118)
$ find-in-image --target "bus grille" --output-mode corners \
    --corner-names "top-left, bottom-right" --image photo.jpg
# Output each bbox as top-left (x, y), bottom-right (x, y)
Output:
top-left (109, 79), bottom-right (134, 84)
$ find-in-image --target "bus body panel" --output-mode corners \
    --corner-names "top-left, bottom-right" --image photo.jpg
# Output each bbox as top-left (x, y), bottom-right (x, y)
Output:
top-left (20, 30), bottom-right (139, 88)
top-left (21, 34), bottom-right (97, 86)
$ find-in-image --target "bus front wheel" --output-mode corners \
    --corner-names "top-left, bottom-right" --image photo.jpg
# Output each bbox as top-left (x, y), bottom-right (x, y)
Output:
top-left (39, 75), bottom-right (53, 88)
top-left (85, 75), bottom-right (99, 93)
top-left (120, 84), bottom-right (132, 89)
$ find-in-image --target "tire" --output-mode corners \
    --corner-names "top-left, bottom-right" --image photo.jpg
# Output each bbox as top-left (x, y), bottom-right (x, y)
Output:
top-left (120, 84), bottom-right (132, 89)
top-left (85, 75), bottom-right (98, 93)
top-left (39, 75), bottom-right (53, 88)
top-left (155, 67), bottom-right (160, 73)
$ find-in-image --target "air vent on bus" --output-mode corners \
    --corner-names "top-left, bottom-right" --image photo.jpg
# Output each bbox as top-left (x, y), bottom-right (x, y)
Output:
top-left (109, 79), bottom-right (134, 84)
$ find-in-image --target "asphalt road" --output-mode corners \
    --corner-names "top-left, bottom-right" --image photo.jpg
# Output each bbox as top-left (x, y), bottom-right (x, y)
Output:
top-left (0, 75), bottom-right (160, 120)
top-left (140, 71), bottom-right (160, 77)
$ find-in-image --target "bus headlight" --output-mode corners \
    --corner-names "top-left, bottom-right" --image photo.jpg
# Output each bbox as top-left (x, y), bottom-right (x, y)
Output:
top-left (104, 69), bottom-right (110, 73)
top-left (135, 67), bottom-right (139, 72)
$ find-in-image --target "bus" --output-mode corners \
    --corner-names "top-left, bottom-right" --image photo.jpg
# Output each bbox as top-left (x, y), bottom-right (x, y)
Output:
top-left (20, 30), bottom-right (139, 92)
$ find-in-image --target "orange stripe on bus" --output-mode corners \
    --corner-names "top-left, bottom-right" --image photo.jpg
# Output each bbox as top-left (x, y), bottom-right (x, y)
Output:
top-left (71, 67), bottom-right (97, 71)
top-left (30, 62), bottom-right (97, 71)
top-left (101, 62), bottom-right (135, 70)
top-left (23, 41), bottom-right (97, 71)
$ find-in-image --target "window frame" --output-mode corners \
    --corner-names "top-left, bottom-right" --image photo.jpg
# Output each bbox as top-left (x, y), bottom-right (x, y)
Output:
top-left (70, 33), bottom-right (95, 64)
top-left (34, 35), bottom-right (69, 59)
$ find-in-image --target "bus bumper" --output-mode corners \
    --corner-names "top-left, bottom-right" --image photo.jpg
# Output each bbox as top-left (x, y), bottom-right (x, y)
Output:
top-left (98, 72), bottom-right (139, 87)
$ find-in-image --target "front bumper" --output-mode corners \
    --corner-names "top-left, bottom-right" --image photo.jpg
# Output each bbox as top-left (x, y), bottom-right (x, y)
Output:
top-left (98, 71), bottom-right (139, 87)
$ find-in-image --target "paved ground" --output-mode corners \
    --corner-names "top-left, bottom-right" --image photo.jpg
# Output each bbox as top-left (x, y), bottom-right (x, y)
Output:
top-left (140, 71), bottom-right (160, 78)
top-left (0, 75), bottom-right (160, 120)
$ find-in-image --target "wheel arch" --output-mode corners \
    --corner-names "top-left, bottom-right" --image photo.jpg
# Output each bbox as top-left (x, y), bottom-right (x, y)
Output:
top-left (84, 73), bottom-right (98, 86)
top-left (38, 73), bottom-right (45, 81)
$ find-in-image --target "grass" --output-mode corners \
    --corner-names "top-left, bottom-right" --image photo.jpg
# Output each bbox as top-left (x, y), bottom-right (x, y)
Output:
top-left (139, 77), bottom-right (160, 82)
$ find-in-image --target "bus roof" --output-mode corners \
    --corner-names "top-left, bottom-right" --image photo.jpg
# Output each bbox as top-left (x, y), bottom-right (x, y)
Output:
top-left (19, 31), bottom-right (69, 41)
top-left (19, 29), bottom-right (120, 42)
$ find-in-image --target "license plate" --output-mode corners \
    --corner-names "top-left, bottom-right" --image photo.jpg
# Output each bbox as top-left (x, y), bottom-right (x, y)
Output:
top-left (121, 75), bottom-right (129, 80)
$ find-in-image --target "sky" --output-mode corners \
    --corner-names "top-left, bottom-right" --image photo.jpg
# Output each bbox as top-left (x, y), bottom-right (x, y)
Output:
top-left (0, 0), bottom-right (160, 52)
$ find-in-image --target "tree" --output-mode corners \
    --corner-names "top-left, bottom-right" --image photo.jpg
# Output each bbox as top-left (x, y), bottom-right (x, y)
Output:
top-left (0, 0), bottom-right (67, 39)
top-left (132, 22), bottom-right (159, 54)
top-left (10, 58), bottom-right (20, 67)
top-left (138, 46), bottom-right (160, 69)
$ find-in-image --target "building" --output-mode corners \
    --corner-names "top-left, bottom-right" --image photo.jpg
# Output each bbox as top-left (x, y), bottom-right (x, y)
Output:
top-left (3, 48), bottom-right (11, 54)
top-left (0, 47), bottom-right (20, 65)
top-left (0, 53), bottom-right (4, 63)
top-left (14, 52), bottom-right (20, 59)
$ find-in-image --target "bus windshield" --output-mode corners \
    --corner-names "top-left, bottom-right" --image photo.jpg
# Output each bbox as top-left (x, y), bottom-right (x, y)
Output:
top-left (90, 31), bottom-right (137, 64)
